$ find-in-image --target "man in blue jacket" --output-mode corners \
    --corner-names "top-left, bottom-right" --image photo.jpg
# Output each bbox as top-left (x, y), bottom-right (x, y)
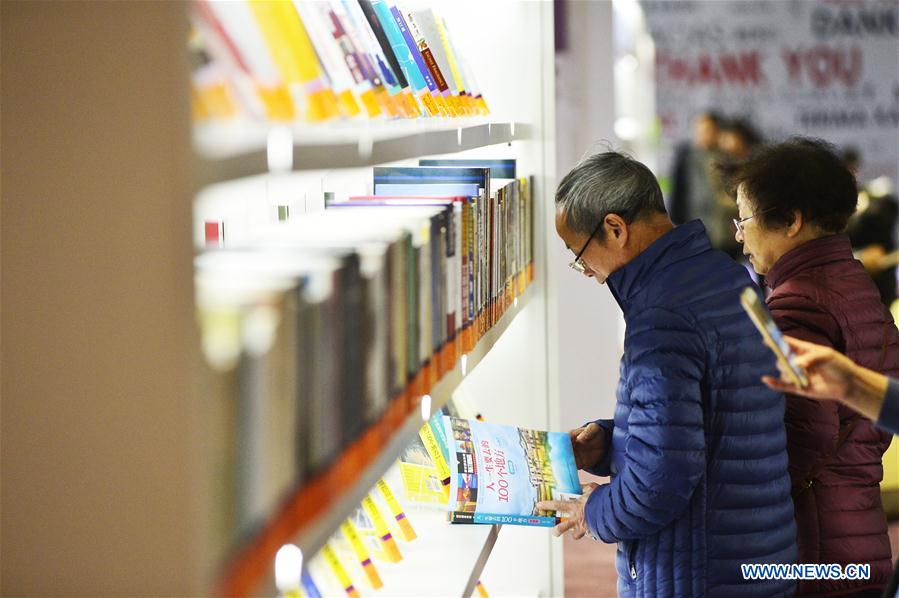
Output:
top-left (538, 152), bottom-right (797, 596)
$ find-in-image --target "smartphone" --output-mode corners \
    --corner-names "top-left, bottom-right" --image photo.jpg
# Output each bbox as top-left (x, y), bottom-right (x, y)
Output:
top-left (739, 287), bottom-right (809, 388)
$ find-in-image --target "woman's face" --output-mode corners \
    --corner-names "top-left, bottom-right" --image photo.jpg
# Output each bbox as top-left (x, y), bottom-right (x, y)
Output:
top-left (735, 185), bottom-right (796, 275)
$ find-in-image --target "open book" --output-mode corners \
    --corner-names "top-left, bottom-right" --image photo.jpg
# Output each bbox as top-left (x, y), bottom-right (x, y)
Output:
top-left (440, 416), bottom-right (581, 527)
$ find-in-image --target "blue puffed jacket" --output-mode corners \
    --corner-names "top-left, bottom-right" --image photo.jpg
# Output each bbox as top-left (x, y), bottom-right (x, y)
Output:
top-left (584, 220), bottom-right (797, 597)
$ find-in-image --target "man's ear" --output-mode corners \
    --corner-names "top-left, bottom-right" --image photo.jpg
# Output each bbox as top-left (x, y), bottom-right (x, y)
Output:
top-left (604, 214), bottom-right (628, 247)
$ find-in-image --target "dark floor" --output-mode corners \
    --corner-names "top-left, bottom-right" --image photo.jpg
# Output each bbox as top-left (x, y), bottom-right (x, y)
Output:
top-left (564, 474), bottom-right (899, 597)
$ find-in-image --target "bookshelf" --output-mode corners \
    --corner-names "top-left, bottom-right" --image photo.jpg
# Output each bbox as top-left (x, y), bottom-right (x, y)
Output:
top-left (191, 1), bottom-right (560, 596)
top-left (220, 287), bottom-right (534, 596)
top-left (2, 2), bottom-right (558, 597)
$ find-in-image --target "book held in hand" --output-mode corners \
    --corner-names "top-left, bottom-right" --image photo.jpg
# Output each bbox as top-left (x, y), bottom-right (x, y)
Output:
top-left (440, 416), bottom-right (581, 527)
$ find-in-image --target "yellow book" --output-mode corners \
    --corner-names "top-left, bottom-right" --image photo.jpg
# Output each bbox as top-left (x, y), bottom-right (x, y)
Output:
top-left (419, 419), bottom-right (452, 499)
top-left (419, 92), bottom-right (440, 117)
top-left (321, 543), bottom-right (361, 598)
top-left (248, 0), bottom-right (339, 121)
top-left (435, 16), bottom-right (466, 100)
top-left (376, 478), bottom-right (417, 541)
top-left (360, 495), bottom-right (403, 562)
top-left (340, 520), bottom-right (383, 589)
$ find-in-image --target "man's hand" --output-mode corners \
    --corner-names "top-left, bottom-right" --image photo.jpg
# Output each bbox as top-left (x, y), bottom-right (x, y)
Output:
top-left (536, 482), bottom-right (600, 540)
top-left (569, 422), bottom-right (607, 470)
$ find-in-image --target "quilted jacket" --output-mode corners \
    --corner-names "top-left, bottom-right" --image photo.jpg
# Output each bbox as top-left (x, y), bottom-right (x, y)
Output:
top-left (766, 233), bottom-right (897, 596)
top-left (584, 220), bottom-right (797, 597)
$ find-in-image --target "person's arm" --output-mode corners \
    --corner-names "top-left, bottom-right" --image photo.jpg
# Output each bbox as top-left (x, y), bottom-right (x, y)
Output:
top-left (584, 308), bottom-right (706, 543)
top-left (879, 378), bottom-right (899, 435)
top-left (763, 335), bottom-right (897, 435)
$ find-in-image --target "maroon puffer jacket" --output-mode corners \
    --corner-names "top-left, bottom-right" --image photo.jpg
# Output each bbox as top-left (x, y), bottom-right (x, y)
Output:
top-left (766, 233), bottom-right (898, 596)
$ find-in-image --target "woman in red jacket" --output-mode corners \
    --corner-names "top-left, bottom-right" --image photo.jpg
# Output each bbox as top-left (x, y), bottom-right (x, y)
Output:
top-left (730, 137), bottom-right (899, 596)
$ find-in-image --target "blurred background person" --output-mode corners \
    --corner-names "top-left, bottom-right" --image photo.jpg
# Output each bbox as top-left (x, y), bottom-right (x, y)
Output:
top-left (718, 117), bottom-right (763, 163)
top-left (842, 148), bottom-right (899, 309)
top-left (712, 117), bottom-right (765, 260)
top-left (668, 110), bottom-right (722, 226)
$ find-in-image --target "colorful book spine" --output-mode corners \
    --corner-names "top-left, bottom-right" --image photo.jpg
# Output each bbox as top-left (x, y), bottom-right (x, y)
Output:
top-left (320, 543), bottom-right (361, 598)
top-left (302, 570), bottom-right (323, 598)
top-left (292, 1), bottom-right (363, 119)
top-left (204, 0), bottom-right (297, 120)
top-left (419, 419), bottom-right (451, 499)
top-left (449, 511), bottom-right (562, 527)
top-left (402, 9), bottom-right (455, 116)
top-left (376, 478), bottom-right (417, 541)
top-left (339, 519), bottom-right (383, 589)
top-left (370, 0), bottom-right (434, 116)
top-left (360, 495), bottom-right (403, 562)
top-left (388, 5), bottom-right (444, 116)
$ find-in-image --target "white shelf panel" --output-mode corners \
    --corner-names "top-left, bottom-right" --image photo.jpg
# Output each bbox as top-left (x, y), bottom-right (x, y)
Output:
top-left (193, 121), bottom-right (531, 185)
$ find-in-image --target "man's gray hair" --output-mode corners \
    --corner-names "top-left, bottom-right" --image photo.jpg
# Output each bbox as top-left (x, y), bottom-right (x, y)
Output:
top-left (555, 151), bottom-right (667, 239)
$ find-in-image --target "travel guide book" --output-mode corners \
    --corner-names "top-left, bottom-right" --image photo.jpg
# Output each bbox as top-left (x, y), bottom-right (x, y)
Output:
top-left (440, 416), bottom-right (581, 527)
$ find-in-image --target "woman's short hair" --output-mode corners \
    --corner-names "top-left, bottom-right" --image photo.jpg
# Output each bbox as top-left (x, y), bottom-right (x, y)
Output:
top-left (728, 137), bottom-right (857, 233)
top-left (555, 151), bottom-right (667, 240)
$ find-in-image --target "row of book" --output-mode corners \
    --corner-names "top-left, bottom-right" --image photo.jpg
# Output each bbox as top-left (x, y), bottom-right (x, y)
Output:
top-left (190, 0), bottom-right (489, 123)
top-left (297, 398), bottom-right (580, 596)
top-left (297, 394), bottom-right (490, 597)
top-left (197, 160), bottom-right (534, 567)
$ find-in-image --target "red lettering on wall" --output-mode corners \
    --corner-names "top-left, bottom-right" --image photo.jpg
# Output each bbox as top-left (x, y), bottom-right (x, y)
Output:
top-left (780, 45), bottom-right (863, 88)
top-left (657, 50), bottom-right (767, 86)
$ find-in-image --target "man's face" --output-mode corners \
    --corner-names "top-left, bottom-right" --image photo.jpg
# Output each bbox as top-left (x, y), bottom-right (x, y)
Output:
top-left (555, 208), bottom-right (621, 284)
top-left (735, 185), bottom-right (790, 275)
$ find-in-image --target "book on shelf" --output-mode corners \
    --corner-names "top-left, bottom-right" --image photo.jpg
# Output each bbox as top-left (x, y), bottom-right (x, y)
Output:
top-left (440, 416), bottom-right (581, 527)
top-left (419, 158), bottom-right (517, 179)
top-left (191, 0), bottom-right (488, 124)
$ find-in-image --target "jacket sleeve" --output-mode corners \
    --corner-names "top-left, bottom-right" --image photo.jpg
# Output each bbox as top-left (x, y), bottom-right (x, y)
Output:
top-left (767, 291), bottom-right (842, 484)
top-left (584, 308), bottom-right (706, 543)
top-left (877, 378), bottom-right (899, 436)
top-left (583, 419), bottom-right (615, 477)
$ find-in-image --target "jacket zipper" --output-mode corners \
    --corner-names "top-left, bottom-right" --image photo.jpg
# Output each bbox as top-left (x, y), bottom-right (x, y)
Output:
top-left (628, 541), bottom-right (638, 580)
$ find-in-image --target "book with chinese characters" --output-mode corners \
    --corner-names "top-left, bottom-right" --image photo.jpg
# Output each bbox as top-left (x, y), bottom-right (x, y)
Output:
top-left (441, 416), bottom-right (581, 527)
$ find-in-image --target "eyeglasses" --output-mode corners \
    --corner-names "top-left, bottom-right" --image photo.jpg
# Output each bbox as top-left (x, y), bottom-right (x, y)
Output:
top-left (733, 208), bottom-right (776, 235)
top-left (568, 219), bottom-right (605, 273)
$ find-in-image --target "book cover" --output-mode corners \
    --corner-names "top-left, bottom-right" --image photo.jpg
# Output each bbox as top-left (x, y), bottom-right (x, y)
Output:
top-left (340, 0), bottom-right (402, 92)
top-left (419, 159), bottom-right (517, 179)
top-left (356, 0), bottom-right (408, 91)
top-left (441, 416), bottom-right (581, 527)
top-left (373, 166), bottom-right (489, 199)
top-left (369, 0), bottom-right (435, 115)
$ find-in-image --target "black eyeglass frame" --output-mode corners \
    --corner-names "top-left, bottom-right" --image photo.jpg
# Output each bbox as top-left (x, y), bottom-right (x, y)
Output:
top-left (569, 218), bottom-right (605, 273)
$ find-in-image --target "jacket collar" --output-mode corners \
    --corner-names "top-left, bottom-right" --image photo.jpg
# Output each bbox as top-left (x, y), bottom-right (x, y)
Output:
top-left (765, 234), bottom-right (853, 290)
top-left (607, 219), bottom-right (710, 311)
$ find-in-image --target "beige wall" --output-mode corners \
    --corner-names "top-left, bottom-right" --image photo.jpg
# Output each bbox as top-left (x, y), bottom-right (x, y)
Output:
top-left (2, 2), bottom-right (201, 594)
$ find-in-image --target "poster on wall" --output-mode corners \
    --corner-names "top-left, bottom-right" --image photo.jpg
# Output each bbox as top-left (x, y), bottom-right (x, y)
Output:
top-left (642, 0), bottom-right (899, 187)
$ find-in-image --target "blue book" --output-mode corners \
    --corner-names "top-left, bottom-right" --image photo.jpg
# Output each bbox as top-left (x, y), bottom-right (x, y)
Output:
top-left (389, 6), bottom-right (438, 93)
top-left (370, 0), bottom-right (427, 94)
top-left (419, 159), bottom-right (517, 179)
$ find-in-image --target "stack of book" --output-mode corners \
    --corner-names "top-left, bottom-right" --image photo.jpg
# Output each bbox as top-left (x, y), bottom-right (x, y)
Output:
top-left (189, 0), bottom-right (489, 123)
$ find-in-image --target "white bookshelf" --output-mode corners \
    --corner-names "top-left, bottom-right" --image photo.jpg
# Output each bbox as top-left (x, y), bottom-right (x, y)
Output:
top-left (0, 1), bottom-right (560, 596)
